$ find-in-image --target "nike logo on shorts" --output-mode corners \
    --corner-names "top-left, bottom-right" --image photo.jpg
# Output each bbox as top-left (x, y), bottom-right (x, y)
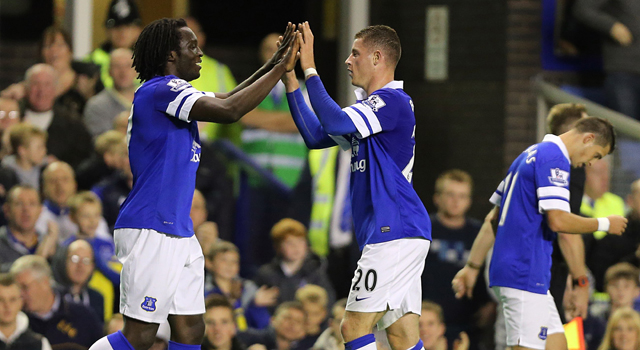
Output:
top-left (355, 296), bottom-right (370, 302)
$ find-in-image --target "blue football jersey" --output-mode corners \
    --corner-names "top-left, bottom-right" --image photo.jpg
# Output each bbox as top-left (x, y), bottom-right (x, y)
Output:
top-left (489, 134), bottom-right (572, 294)
top-left (333, 81), bottom-right (431, 249)
top-left (115, 75), bottom-right (214, 237)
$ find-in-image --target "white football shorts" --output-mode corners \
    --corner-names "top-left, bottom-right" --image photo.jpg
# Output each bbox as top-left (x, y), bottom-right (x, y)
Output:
top-left (493, 286), bottom-right (564, 350)
top-left (346, 237), bottom-right (430, 329)
top-left (115, 228), bottom-right (205, 323)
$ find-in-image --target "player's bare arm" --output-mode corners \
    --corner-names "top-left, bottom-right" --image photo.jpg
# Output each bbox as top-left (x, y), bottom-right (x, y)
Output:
top-left (189, 23), bottom-right (299, 124)
top-left (452, 206), bottom-right (499, 299)
top-left (546, 209), bottom-right (627, 235)
top-left (557, 232), bottom-right (589, 318)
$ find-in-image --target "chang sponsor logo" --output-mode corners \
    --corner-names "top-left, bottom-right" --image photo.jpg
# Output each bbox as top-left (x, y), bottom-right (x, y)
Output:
top-left (351, 159), bottom-right (366, 173)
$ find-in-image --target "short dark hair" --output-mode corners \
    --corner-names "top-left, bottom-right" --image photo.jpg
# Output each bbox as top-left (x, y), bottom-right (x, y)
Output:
top-left (573, 116), bottom-right (616, 153)
top-left (0, 273), bottom-right (15, 287)
top-left (435, 169), bottom-right (473, 194)
top-left (39, 26), bottom-right (72, 61)
top-left (421, 300), bottom-right (444, 324)
top-left (547, 103), bottom-right (587, 135)
top-left (132, 18), bottom-right (187, 82)
top-left (354, 25), bottom-right (402, 67)
top-left (205, 294), bottom-right (234, 312)
top-left (605, 263), bottom-right (640, 288)
top-left (274, 301), bottom-right (305, 318)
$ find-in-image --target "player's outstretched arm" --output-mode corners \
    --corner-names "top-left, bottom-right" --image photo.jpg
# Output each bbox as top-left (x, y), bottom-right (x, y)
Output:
top-left (189, 23), bottom-right (299, 124)
top-left (283, 71), bottom-right (337, 149)
top-left (546, 210), bottom-right (628, 235)
top-left (452, 206), bottom-right (499, 299)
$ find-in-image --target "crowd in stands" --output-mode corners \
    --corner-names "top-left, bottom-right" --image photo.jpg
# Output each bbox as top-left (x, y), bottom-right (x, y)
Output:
top-left (0, 0), bottom-right (640, 350)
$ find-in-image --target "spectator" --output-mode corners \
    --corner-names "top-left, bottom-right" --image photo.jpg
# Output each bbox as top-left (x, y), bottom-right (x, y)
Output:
top-left (87, 0), bottom-right (142, 90)
top-left (205, 240), bottom-right (275, 330)
top-left (1, 123), bottom-right (47, 190)
top-left (106, 313), bottom-right (124, 335)
top-left (295, 284), bottom-right (328, 350)
top-left (419, 301), bottom-right (469, 350)
top-left (253, 218), bottom-right (335, 310)
top-left (191, 189), bottom-right (209, 231)
top-left (582, 158), bottom-right (628, 291)
top-left (0, 185), bottom-right (58, 272)
top-left (312, 298), bottom-right (346, 350)
top-left (91, 150), bottom-right (132, 230)
top-left (76, 130), bottom-right (126, 191)
top-left (53, 240), bottom-right (105, 323)
top-left (196, 221), bottom-right (219, 255)
top-left (0, 98), bottom-right (21, 144)
top-left (625, 180), bottom-right (640, 265)
top-left (83, 49), bottom-right (136, 138)
top-left (112, 110), bottom-right (129, 135)
top-left (202, 294), bottom-right (247, 350)
top-left (21, 64), bottom-right (93, 168)
top-left (423, 169), bottom-right (492, 350)
top-left (10, 255), bottom-right (102, 348)
top-left (237, 301), bottom-right (306, 350)
top-left (597, 307), bottom-right (640, 350)
top-left (36, 161), bottom-right (111, 242)
top-left (0, 272), bottom-right (52, 350)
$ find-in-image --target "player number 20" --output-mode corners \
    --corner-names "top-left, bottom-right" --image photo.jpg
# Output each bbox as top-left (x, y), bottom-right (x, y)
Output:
top-left (352, 269), bottom-right (377, 292)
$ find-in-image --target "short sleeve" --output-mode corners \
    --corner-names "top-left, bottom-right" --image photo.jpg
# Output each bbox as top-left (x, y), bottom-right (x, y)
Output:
top-left (535, 157), bottom-right (571, 213)
top-left (341, 90), bottom-right (400, 138)
top-left (489, 179), bottom-right (506, 206)
top-left (154, 78), bottom-right (215, 122)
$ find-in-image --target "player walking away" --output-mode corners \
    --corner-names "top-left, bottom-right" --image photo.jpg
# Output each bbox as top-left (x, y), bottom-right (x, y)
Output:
top-left (452, 117), bottom-right (627, 350)
top-left (89, 18), bottom-right (299, 350)
top-left (283, 22), bottom-right (431, 350)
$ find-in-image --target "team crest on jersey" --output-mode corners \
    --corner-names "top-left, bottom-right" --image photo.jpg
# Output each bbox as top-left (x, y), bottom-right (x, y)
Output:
top-left (167, 79), bottom-right (190, 92)
top-left (351, 137), bottom-right (360, 157)
top-left (141, 296), bottom-right (157, 312)
top-left (548, 168), bottom-right (569, 187)
top-left (363, 94), bottom-right (386, 112)
top-left (538, 327), bottom-right (548, 340)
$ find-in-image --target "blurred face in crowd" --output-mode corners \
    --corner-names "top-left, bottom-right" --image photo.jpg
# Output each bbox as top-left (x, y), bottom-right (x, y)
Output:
top-left (66, 241), bottom-right (95, 287)
top-left (113, 111), bottom-right (130, 135)
top-left (0, 283), bottom-right (23, 327)
top-left (196, 222), bottom-right (219, 255)
top-left (43, 162), bottom-right (77, 208)
top-left (272, 307), bottom-right (306, 342)
top-left (0, 98), bottom-right (20, 132)
top-left (204, 306), bottom-right (236, 349)
top-left (302, 301), bottom-right (326, 333)
top-left (108, 24), bottom-right (141, 50)
top-left (18, 135), bottom-right (47, 167)
top-left (279, 235), bottom-right (307, 264)
top-left (212, 251), bottom-right (240, 281)
top-left (26, 66), bottom-right (57, 113)
top-left (14, 270), bottom-right (52, 314)
top-left (419, 309), bottom-right (445, 350)
top-left (434, 179), bottom-right (472, 219)
top-left (627, 180), bottom-right (640, 217)
top-left (259, 33), bottom-right (280, 65)
top-left (41, 32), bottom-right (72, 71)
top-left (612, 317), bottom-right (639, 350)
top-left (73, 202), bottom-right (102, 237)
top-left (585, 158), bottom-right (611, 200)
top-left (4, 187), bottom-right (41, 234)
top-left (107, 315), bottom-right (124, 334)
top-left (329, 305), bottom-right (345, 341)
top-left (190, 190), bottom-right (207, 230)
top-left (110, 49), bottom-right (137, 91)
top-left (607, 278), bottom-right (640, 309)
top-left (103, 141), bottom-right (128, 170)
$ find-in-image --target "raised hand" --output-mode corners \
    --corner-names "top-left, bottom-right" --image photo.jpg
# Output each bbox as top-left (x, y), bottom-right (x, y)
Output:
top-left (269, 23), bottom-right (296, 67)
top-left (277, 31), bottom-right (301, 72)
top-left (297, 21), bottom-right (316, 71)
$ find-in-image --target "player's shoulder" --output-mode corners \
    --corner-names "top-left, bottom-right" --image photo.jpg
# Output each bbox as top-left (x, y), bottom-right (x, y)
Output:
top-left (154, 75), bottom-right (193, 93)
top-left (365, 84), bottom-right (411, 113)
top-left (535, 140), bottom-right (569, 164)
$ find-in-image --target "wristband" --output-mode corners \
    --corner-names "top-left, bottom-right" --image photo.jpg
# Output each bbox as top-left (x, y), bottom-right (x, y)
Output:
top-left (597, 217), bottom-right (610, 232)
top-left (466, 261), bottom-right (482, 270)
top-left (304, 68), bottom-right (318, 79)
top-left (573, 275), bottom-right (589, 288)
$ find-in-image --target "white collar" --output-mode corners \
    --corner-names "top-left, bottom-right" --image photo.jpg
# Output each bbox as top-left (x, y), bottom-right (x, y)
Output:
top-left (542, 134), bottom-right (570, 162)
top-left (0, 312), bottom-right (29, 343)
top-left (354, 80), bottom-right (404, 100)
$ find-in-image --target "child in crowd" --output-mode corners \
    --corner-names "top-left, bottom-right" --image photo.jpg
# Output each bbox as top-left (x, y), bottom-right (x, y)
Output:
top-left (312, 298), bottom-right (346, 350)
top-left (1, 123), bottom-right (47, 190)
top-left (64, 191), bottom-right (121, 285)
top-left (420, 301), bottom-right (469, 350)
top-left (295, 284), bottom-right (329, 349)
top-left (205, 240), bottom-right (278, 330)
top-left (202, 294), bottom-right (247, 350)
top-left (597, 307), bottom-right (640, 350)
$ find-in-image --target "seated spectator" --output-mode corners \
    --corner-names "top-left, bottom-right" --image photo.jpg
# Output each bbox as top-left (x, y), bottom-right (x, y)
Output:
top-left (203, 294), bottom-right (247, 350)
top-left (191, 189), bottom-right (209, 232)
top-left (583, 158), bottom-right (632, 291)
top-left (295, 285), bottom-right (328, 350)
top-left (36, 161), bottom-right (111, 242)
top-left (196, 221), bottom-right (219, 255)
top-left (65, 191), bottom-right (120, 285)
top-left (419, 301), bottom-right (469, 350)
top-left (53, 240), bottom-right (105, 322)
top-left (597, 307), bottom-right (640, 350)
top-left (312, 298), bottom-right (346, 350)
top-left (237, 301), bottom-right (306, 350)
top-left (20, 64), bottom-right (93, 168)
top-left (253, 218), bottom-right (335, 310)
top-left (205, 240), bottom-right (276, 330)
top-left (0, 272), bottom-right (52, 350)
top-left (2, 123), bottom-right (47, 190)
top-left (83, 48), bottom-right (136, 138)
top-left (91, 149), bottom-right (132, 230)
top-left (0, 185), bottom-right (57, 272)
top-left (10, 255), bottom-right (102, 348)
top-left (76, 130), bottom-right (126, 191)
